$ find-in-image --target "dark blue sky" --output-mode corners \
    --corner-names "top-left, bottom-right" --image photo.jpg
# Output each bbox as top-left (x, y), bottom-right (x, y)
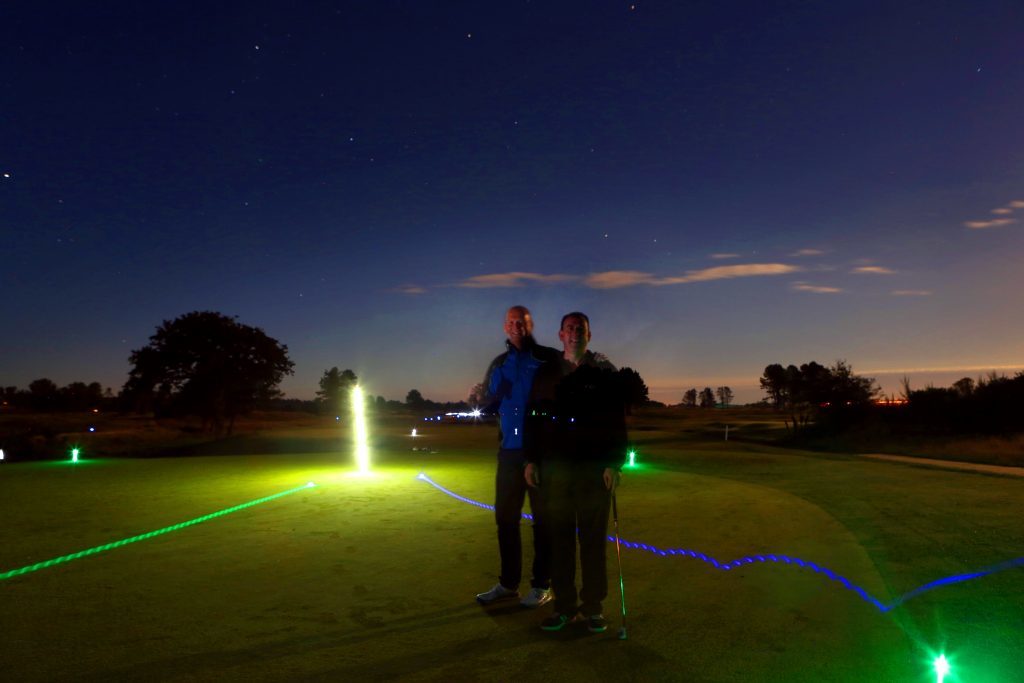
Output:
top-left (3, 1), bottom-right (1023, 403)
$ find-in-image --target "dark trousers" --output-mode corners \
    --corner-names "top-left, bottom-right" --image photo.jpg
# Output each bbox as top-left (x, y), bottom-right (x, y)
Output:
top-left (542, 460), bottom-right (611, 616)
top-left (495, 449), bottom-right (550, 590)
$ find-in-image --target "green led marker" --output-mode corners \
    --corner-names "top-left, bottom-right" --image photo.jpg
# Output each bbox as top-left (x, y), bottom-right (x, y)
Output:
top-left (627, 450), bottom-right (636, 467)
top-left (71, 447), bottom-right (80, 463)
top-left (934, 654), bottom-right (949, 683)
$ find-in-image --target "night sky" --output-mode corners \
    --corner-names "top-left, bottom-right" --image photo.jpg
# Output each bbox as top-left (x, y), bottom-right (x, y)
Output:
top-left (3, 2), bottom-right (1023, 404)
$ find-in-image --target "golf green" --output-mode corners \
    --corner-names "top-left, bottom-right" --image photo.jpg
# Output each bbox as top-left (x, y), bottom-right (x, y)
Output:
top-left (2, 418), bottom-right (1021, 681)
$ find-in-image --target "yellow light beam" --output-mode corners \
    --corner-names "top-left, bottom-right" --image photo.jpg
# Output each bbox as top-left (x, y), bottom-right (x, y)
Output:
top-left (351, 385), bottom-right (371, 473)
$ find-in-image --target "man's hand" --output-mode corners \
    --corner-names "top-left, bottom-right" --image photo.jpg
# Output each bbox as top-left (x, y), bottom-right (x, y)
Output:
top-left (525, 462), bottom-right (540, 488)
top-left (603, 467), bottom-right (620, 491)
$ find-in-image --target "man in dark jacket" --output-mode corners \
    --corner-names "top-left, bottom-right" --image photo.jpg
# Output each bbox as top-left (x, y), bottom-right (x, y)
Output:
top-left (475, 305), bottom-right (561, 608)
top-left (524, 311), bottom-right (628, 632)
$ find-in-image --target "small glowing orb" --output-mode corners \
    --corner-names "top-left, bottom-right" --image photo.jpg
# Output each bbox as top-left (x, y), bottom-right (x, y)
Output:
top-left (934, 655), bottom-right (949, 683)
top-left (411, 428), bottom-right (417, 437)
top-left (351, 386), bottom-right (371, 474)
top-left (88, 426), bottom-right (96, 432)
top-left (470, 408), bottom-right (482, 418)
top-left (71, 447), bottom-right (80, 463)
top-left (306, 482), bottom-right (316, 488)
top-left (335, 416), bottom-right (340, 421)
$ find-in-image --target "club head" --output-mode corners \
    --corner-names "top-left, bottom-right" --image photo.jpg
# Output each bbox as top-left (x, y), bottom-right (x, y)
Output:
top-left (618, 626), bottom-right (628, 640)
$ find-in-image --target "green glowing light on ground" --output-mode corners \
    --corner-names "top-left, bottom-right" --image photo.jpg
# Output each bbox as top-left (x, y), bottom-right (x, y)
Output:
top-left (0, 482), bottom-right (315, 582)
top-left (626, 450), bottom-right (637, 468)
top-left (934, 654), bottom-right (950, 683)
top-left (70, 447), bottom-right (80, 463)
top-left (351, 385), bottom-right (371, 474)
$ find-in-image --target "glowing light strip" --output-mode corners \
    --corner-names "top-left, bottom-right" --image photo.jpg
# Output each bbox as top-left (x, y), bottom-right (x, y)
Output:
top-left (0, 482), bottom-right (316, 582)
top-left (416, 473), bottom-right (1024, 613)
top-left (351, 386), bottom-right (371, 473)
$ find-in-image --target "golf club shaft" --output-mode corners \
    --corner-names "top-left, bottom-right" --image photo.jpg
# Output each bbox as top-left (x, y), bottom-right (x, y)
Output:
top-left (612, 490), bottom-right (627, 632)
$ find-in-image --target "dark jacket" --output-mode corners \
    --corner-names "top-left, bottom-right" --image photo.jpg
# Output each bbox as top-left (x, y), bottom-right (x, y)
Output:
top-left (482, 337), bottom-right (561, 450)
top-left (523, 351), bottom-right (628, 469)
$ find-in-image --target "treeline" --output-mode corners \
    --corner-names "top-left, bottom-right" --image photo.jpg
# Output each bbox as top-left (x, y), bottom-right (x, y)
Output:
top-left (898, 373), bottom-right (1024, 435)
top-left (757, 360), bottom-right (1024, 437)
top-left (680, 386), bottom-right (734, 408)
top-left (1, 380), bottom-right (115, 413)
top-left (760, 361), bottom-right (876, 432)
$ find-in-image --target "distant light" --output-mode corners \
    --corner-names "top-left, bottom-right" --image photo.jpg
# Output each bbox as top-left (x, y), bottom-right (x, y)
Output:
top-left (934, 655), bottom-right (949, 683)
top-left (627, 450), bottom-right (637, 467)
top-left (306, 482), bottom-right (316, 488)
top-left (470, 408), bottom-right (482, 418)
top-left (71, 447), bottom-right (80, 463)
top-left (88, 426), bottom-right (96, 432)
top-left (91, 408), bottom-right (99, 413)
top-left (411, 428), bottom-right (417, 437)
top-left (335, 416), bottom-right (340, 421)
top-left (0, 448), bottom-right (5, 461)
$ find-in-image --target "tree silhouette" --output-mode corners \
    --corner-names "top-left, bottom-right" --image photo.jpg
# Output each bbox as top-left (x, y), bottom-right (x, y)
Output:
top-left (715, 386), bottom-right (734, 407)
top-left (699, 387), bottom-right (716, 408)
top-left (617, 367), bottom-right (649, 414)
top-left (316, 367), bottom-right (358, 415)
top-left (28, 378), bottom-right (59, 411)
top-left (126, 311), bottom-right (293, 434)
top-left (682, 388), bottom-right (698, 407)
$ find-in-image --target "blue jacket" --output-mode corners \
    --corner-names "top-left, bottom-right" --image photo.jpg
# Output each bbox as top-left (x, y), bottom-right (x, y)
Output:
top-left (483, 337), bottom-right (561, 450)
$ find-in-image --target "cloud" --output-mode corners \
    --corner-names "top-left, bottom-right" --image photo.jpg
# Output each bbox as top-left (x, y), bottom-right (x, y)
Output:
top-left (964, 218), bottom-right (1016, 229)
top-left (583, 271), bottom-right (657, 289)
top-left (965, 198), bottom-right (1024, 228)
top-left (791, 282), bottom-right (842, 294)
top-left (453, 263), bottom-right (802, 291)
top-left (656, 263), bottom-right (800, 285)
top-left (456, 272), bottom-right (578, 288)
top-left (791, 248), bottom-right (824, 257)
top-left (865, 364), bottom-right (1023, 374)
top-left (709, 252), bottom-right (740, 259)
top-left (890, 289), bottom-right (932, 296)
top-left (393, 284), bottom-right (427, 295)
top-left (851, 266), bottom-right (896, 274)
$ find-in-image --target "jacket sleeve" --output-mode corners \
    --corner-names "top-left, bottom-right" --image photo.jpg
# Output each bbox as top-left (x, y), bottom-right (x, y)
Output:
top-left (481, 354), bottom-right (506, 415)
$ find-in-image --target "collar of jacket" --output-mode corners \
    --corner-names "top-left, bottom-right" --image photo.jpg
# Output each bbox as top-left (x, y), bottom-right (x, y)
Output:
top-left (505, 336), bottom-right (538, 355)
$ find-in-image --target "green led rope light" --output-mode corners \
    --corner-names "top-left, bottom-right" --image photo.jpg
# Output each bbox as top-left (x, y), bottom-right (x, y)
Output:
top-left (0, 482), bottom-right (315, 581)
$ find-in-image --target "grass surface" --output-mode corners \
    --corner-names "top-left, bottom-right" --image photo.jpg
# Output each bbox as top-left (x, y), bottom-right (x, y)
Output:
top-left (2, 413), bottom-right (1023, 681)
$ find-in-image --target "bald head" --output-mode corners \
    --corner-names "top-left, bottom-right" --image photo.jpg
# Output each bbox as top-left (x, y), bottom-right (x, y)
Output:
top-left (504, 305), bottom-right (533, 349)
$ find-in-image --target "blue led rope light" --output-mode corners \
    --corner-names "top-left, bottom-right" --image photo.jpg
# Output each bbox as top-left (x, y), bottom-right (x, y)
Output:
top-left (416, 473), bottom-right (1024, 613)
top-left (0, 482), bottom-right (316, 582)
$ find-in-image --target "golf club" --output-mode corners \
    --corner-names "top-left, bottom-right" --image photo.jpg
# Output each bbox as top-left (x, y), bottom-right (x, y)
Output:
top-left (612, 488), bottom-right (628, 640)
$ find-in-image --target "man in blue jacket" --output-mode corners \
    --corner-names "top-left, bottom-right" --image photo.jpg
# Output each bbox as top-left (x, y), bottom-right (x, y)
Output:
top-left (476, 305), bottom-right (561, 608)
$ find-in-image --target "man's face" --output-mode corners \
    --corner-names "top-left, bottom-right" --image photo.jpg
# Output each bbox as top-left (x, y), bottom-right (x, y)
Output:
top-left (559, 315), bottom-right (591, 355)
top-left (504, 308), bottom-right (533, 346)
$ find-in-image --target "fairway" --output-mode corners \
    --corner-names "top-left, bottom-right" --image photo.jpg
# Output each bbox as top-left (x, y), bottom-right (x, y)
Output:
top-left (3, 415), bottom-right (1023, 682)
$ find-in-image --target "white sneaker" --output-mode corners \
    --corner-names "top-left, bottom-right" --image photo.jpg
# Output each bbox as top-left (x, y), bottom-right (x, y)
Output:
top-left (476, 583), bottom-right (519, 604)
top-left (519, 587), bottom-right (552, 608)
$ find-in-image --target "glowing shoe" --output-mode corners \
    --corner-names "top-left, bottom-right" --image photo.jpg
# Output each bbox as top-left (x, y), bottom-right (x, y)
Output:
top-left (476, 583), bottom-right (519, 605)
top-left (586, 614), bottom-right (608, 633)
top-left (540, 612), bottom-right (576, 632)
top-left (519, 587), bottom-right (552, 608)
